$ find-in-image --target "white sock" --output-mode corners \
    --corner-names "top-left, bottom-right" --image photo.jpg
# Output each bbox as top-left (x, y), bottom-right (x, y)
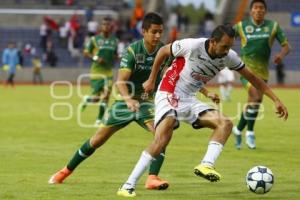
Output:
top-left (246, 130), bottom-right (254, 137)
top-left (233, 126), bottom-right (242, 135)
top-left (220, 85), bottom-right (226, 100)
top-left (201, 141), bottom-right (224, 167)
top-left (123, 151), bottom-right (154, 189)
top-left (225, 85), bottom-right (232, 99)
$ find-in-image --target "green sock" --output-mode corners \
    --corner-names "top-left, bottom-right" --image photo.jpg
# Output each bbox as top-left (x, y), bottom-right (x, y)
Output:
top-left (86, 96), bottom-right (93, 103)
top-left (246, 105), bottom-right (260, 131)
top-left (67, 139), bottom-right (95, 171)
top-left (237, 112), bottom-right (247, 131)
top-left (97, 102), bottom-right (107, 120)
top-left (149, 149), bottom-right (165, 175)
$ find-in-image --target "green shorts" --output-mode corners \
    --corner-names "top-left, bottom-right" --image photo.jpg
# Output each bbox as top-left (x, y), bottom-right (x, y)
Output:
top-left (240, 76), bottom-right (267, 91)
top-left (90, 77), bottom-right (113, 95)
top-left (100, 100), bottom-right (155, 131)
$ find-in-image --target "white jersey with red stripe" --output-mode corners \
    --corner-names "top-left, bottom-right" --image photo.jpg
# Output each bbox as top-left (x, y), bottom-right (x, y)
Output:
top-left (159, 38), bottom-right (244, 96)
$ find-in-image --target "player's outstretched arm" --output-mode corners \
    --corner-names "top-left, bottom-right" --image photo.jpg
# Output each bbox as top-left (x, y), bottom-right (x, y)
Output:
top-left (273, 43), bottom-right (291, 65)
top-left (237, 67), bottom-right (288, 120)
top-left (143, 44), bottom-right (172, 93)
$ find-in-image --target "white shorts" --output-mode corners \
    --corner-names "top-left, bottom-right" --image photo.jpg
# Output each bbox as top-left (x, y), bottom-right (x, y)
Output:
top-left (154, 91), bottom-right (214, 128)
top-left (218, 68), bottom-right (234, 84)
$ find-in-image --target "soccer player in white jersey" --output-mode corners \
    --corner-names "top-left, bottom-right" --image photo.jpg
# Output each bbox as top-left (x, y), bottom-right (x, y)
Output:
top-left (217, 67), bottom-right (235, 101)
top-left (117, 24), bottom-right (288, 197)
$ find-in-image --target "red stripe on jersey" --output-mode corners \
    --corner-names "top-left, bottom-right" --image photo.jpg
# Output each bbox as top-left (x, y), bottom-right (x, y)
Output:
top-left (159, 57), bottom-right (185, 93)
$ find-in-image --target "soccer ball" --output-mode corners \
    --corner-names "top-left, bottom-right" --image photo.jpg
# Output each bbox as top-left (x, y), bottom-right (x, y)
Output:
top-left (246, 166), bottom-right (274, 194)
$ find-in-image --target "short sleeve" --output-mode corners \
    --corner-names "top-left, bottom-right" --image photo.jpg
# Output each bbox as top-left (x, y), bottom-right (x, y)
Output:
top-left (275, 23), bottom-right (288, 46)
top-left (171, 38), bottom-right (195, 57)
top-left (119, 46), bottom-right (135, 71)
top-left (226, 50), bottom-right (245, 71)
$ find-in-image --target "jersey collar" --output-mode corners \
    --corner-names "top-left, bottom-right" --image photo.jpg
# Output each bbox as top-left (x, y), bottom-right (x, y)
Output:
top-left (205, 39), bottom-right (217, 60)
top-left (251, 17), bottom-right (265, 27)
top-left (142, 39), bottom-right (159, 56)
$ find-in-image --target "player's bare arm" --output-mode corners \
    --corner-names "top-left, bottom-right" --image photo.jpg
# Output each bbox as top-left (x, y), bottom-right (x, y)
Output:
top-left (199, 87), bottom-right (220, 104)
top-left (274, 43), bottom-right (291, 64)
top-left (116, 69), bottom-right (140, 112)
top-left (143, 43), bottom-right (172, 93)
top-left (237, 67), bottom-right (288, 120)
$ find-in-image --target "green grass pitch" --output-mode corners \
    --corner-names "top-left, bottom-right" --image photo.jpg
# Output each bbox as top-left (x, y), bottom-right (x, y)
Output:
top-left (0, 85), bottom-right (299, 200)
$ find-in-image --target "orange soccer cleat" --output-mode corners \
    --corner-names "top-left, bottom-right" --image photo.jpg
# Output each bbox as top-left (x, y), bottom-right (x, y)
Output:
top-left (48, 167), bottom-right (72, 184)
top-left (145, 175), bottom-right (169, 190)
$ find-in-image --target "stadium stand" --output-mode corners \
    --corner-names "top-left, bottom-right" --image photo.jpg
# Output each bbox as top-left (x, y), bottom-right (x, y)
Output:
top-left (265, 0), bottom-right (300, 12)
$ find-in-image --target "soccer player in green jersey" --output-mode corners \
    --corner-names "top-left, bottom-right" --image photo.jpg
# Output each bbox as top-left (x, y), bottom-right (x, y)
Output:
top-left (232, 0), bottom-right (291, 149)
top-left (82, 17), bottom-right (118, 124)
top-left (49, 12), bottom-right (169, 191)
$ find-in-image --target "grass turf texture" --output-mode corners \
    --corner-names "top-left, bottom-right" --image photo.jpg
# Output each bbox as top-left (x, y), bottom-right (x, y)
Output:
top-left (0, 85), bottom-right (299, 200)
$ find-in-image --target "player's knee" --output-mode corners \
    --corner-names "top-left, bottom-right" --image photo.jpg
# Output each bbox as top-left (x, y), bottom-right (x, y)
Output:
top-left (218, 118), bottom-right (233, 133)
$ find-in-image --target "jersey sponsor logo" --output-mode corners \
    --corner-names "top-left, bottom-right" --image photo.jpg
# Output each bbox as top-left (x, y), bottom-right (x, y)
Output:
top-left (137, 64), bottom-right (151, 70)
top-left (136, 54), bottom-right (145, 63)
top-left (146, 56), bottom-right (153, 61)
top-left (246, 34), bottom-right (269, 39)
top-left (175, 42), bottom-right (181, 51)
top-left (263, 27), bottom-right (270, 32)
top-left (245, 25), bottom-right (254, 34)
top-left (191, 69), bottom-right (211, 83)
top-left (197, 55), bottom-right (206, 61)
top-left (97, 40), bottom-right (104, 46)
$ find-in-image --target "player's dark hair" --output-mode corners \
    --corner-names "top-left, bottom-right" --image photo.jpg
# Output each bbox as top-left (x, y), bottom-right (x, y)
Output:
top-left (211, 24), bottom-right (235, 42)
top-left (142, 12), bottom-right (163, 30)
top-left (250, 0), bottom-right (267, 10)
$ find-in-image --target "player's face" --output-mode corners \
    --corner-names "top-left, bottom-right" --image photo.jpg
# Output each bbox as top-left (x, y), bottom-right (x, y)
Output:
top-left (101, 20), bottom-right (111, 33)
top-left (250, 2), bottom-right (266, 22)
top-left (143, 24), bottom-right (163, 47)
top-left (212, 34), bottom-right (234, 58)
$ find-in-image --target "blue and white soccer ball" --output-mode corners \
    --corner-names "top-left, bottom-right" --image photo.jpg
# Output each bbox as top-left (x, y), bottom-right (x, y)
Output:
top-left (246, 166), bottom-right (274, 194)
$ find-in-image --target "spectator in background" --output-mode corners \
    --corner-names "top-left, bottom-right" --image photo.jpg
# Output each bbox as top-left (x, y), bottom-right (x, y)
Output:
top-left (32, 55), bottom-right (43, 84)
top-left (203, 11), bottom-right (215, 36)
top-left (66, 0), bottom-right (74, 6)
top-left (45, 40), bottom-right (57, 67)
top-left (68, 13), bottom-right (82, 58)
top-left (85, 4), bottom-right (95, 23)
top-left (40, 20), bottom-right (49, 53)
top-left (87, 17), bottom-right (99, 37)
top-left (168, 26), bottom-right (179, 43)
top-left (275, 61), bottom-right (285, 85)
top-left (130, 0), bottom-right (144, 38)
top-left (58, 18), bottom-right (69, 48)
top-left (2, 42), bottom-right (21, 87)
top-left (180, 13), bottom-right (189, 33)
top-left (167, 10), bottom-right (178, 31)
top-left (217, 67), bottom-right (235, 102)
top-left (131, 0), bottom-right (144, 27)
top-left (17, 42), bottom-right (24, 67)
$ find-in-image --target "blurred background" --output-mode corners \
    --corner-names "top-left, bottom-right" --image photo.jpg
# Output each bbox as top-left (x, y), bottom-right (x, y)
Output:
top-left (0, 0), bottom-right (299, 85)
